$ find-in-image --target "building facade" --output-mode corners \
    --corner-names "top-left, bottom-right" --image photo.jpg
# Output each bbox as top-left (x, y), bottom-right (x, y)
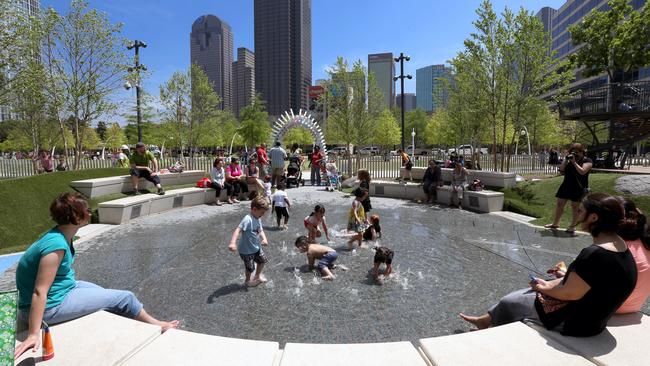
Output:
top-left (190, 14), bottom-right (233, 111)
top-left (396, 93), bottom-right (416, 112)
top-left (368, 53), bottom-right (395, 110)
top-left (254, 0), bottom-right (312, 117)
top-left (416, 65), bottom-right (451, 112)
top-left (232, 47), bottom-right (255, 117)
top-left (537, 0), bottom-right (649, 94)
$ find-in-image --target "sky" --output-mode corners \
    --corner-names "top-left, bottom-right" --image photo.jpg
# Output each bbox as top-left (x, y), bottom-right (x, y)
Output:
top-left (43, 0), bottom-right (567, 117)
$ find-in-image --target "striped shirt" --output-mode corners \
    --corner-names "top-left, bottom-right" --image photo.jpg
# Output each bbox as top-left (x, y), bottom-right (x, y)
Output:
top-left (269, 147), bottom-right (287, 168)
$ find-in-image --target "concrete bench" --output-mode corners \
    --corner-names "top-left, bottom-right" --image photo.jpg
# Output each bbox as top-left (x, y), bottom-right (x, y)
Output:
top-left (401, 167), bottom-right (516, 188)
top-left (122, 329), bottom-right (280, 366)
top-left (418, 321), bottom-right (594, 366)
top-left (15, 311), bottom-right (161, 366)
top-left (70, 170), bottom-right (206, 198)
top-left (279, 342), bottom-right (429, 366)
top-left (528, 313), bottom-right (650, 366)
top-left (370, 181), bottom-right (504, 213)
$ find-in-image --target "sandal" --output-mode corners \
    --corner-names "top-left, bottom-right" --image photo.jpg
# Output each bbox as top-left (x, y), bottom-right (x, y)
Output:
top-left (565, 227), bottom-right (576, 234)
top-left (544, 224), bottom-right (559, 229)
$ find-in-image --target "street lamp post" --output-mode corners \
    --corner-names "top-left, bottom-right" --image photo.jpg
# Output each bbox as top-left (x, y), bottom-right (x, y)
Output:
top-left (126, 40), bottom-right (147, 142)
top-left (394, 53), bottom-right (412, 151)
top-left (411, 128), bottom-right (416, 158)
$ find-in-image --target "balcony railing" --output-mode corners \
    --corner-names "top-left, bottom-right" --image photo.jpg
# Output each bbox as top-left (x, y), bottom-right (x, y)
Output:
top-left (558, 81), bottom-right (650, 119)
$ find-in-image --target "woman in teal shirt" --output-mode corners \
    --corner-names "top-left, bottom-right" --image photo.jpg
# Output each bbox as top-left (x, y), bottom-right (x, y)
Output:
top-left (14, 192), bottom-right (179, 358)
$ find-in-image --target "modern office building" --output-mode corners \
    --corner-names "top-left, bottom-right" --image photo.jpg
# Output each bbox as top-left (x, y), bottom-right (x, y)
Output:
top-left (254, 0), bottom-right (312, 117)
top-left (232, 48), bottom-right (255, 117)
top-left (396, 93), bottom-right (416, 112)
top-left (1, 0), bottom-right (40, 122)
top-left (368, 53), bottom-right (395, 110)
top-left (190, 14), bottom-right (233, 111)
top-left (537, 0), bottom-right (649, 94)
top-left (416, 65), bottom-right (452, 112)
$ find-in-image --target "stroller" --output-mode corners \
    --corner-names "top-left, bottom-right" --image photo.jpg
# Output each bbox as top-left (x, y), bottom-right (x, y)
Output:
top-left (286, 156), bottom-right (304, 188)
top-left (325, 161), bottom-right (341, 191)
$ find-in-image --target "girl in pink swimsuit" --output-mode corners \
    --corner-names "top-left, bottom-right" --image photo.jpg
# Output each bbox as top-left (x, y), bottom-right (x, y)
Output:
top-left (304, 204), bottom-right (330, 242)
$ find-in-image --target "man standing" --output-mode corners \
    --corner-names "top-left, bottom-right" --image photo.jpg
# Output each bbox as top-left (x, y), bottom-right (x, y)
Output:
top-left (310, 145), bottom-right (324, 186)
top-left (269, 142), bottom-right (287, 188)
top-left (130, 142), bottom-right (165, 195)
top-left (256, 143), bottom-right (269, 176)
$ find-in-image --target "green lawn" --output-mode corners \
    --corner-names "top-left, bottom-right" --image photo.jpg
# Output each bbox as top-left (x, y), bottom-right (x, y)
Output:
top-left (502, 173), bottom-right (650, 227)
top-left (0, 169), bottom-right (202, 254)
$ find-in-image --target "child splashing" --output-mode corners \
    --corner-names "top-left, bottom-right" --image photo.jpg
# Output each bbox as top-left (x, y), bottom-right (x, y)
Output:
top-left (304, 204), bottom-right (330, 242)
top-left (295, 236), bottom-right (339, 280)
top-left (347, 188), bottom-right (368, 250)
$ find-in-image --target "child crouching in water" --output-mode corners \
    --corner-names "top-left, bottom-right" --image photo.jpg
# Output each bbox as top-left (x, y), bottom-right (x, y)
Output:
top-left (373, 246), bottom-right (394, 282)
top-left (347, 188), bottom-right (368, 249)
top-left (363, 214), bottom-right (381, 241)
top-left (295, 235), bottom-right (338, 280)
top-left (304, 204), bottom-right (330, 242)
top-left (228, 197), bottom-right (270, 287)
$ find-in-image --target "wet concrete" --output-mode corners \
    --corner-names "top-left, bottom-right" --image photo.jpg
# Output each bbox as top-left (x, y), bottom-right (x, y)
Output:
top-left (11, 187), bottom-right (648, 345)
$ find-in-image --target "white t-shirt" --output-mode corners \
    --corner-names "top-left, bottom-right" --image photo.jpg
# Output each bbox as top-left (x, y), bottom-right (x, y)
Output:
top-left (272, 190), bottom-right (289, 207)
top-left (263, 182), bottom-right (272, 197)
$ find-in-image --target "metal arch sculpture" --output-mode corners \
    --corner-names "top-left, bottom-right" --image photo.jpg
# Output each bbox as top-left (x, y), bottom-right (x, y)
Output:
top-left (271, 109), bottom-right (327, 154)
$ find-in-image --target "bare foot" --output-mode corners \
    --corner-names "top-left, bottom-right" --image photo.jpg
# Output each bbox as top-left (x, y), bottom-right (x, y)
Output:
top-left (322, 275), bottom-right (334, 281)
top-left (337, 265), bottom-right (349, 271)
top-left (459, 313), bottom-right (491, 330)
top-left (160, 320), bottom-right (180, 333)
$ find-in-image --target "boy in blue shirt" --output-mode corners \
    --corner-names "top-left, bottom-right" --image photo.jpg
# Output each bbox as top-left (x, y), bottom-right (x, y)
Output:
top-left (228, 197), bottom-right (270, 286)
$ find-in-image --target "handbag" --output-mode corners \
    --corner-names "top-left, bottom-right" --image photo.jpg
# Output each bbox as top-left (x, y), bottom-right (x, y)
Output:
top-left (536, 292), bottom-right (568, 314)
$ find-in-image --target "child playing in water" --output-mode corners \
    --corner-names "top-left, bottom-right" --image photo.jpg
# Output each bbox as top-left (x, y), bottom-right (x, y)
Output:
top-left (262, 175), bottom-right (272, 205)
top-left (228, 197), bottom-right (270, 287)
top-left (363, 214), bottom-right (381, 241)
top-left (372, 246), bottom-right (394, 282)
top-left (295, 235), bottom-right (337, 280)
top-left (347, 188), bottom-right (368, 249)
top-left (304, 204), bottom-right (330, 242)
top-left (271, 182), bottom-right (291, 229)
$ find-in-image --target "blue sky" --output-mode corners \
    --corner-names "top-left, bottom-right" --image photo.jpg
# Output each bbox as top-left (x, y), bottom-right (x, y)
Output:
top-left (43, 0), bottom-right (566, 115)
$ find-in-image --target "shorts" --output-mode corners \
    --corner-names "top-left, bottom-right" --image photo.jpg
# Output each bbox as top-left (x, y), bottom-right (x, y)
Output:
top-left (272, 167), bottom-right (284, 176)
top-left (275, 206), bottom-right (289, 218)
top-left (374, 250), bottom-right (394, 265)
top-left (317, 251), bottom-right (338, 270)
top-left (239, 249), bottom-right (269, 273)
top-left (129, 167), bottom-right (161, 185)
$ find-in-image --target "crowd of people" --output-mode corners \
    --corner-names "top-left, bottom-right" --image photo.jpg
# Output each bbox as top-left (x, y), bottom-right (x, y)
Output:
top-left (13, 141), bottom-right (650, 359)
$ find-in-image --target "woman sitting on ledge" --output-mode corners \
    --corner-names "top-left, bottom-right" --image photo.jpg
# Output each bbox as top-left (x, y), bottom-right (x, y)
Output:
top-left (460, 192), bottom-right (637, 337)
top-left (14, 192), bottom-right (179, 358)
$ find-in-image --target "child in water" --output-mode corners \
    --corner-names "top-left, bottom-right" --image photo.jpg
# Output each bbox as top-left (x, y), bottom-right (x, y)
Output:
top-left (346, 188), bottom-right (368, 249)
top-left (372, 246), bottom-right (394, 282)
top-left (304, 204), bottom-right (330, 242)
top-left (271, 182), bottom-right (291, 229)
top-left (228, 197), bottom-right (270, 287)
top-left (262, 175), bottom-right (272, 205)
top-left (363, 214), bottom-right (381, 241)
top-left (295, 235), bottom-right (338, 280)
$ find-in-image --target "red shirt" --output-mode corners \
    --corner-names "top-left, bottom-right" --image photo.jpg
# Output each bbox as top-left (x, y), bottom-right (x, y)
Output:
top-left (257, 147), bottom-right (268, 165)
top-left (311, 151), bottom-right (324, 166)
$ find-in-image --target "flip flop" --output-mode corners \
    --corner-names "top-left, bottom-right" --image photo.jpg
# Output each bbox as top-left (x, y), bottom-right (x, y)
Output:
top-left (544, 224), bottom-right (559, 229)
top-left (565, 227), bottom-right (576, 234)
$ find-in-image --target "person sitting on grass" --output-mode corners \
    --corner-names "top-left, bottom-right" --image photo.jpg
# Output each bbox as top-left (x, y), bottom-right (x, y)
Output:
top-left (14, 193), bottom-right (179, 359)
top-left (130, 142), bottom-right (164, 195)
top-left (295, 235), bottom-right (338, 280)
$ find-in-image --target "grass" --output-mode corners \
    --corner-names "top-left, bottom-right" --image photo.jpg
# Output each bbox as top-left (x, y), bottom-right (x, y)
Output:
top-left (0, 169), bottom-right (204, 255)
top-left (502, 173), bottom-right (650, 227)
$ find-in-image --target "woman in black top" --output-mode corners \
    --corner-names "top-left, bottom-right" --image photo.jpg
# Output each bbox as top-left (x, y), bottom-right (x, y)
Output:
top-left (422, 160), bottom-right (443, 203)
top-left (545, 143), bottom-right (593, 234)
top-left (460, 193), bottom-right (637, 337)
top-left (357, 169), bottom-right (372, 213)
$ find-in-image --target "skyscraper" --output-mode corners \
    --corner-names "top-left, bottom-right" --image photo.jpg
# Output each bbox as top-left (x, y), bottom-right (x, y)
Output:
top-left (232, 48), bottom-right (255, 117)
top-left (368, 53), bottom-right (395, 110)
top-left (190, 14), bottom-right (233, 111)
top-left (254, 0), bottom-right (312, 117)
top-left (416, 65), bottom-right (452, 112)
top-left (396, 93), bottom-right (416, 112)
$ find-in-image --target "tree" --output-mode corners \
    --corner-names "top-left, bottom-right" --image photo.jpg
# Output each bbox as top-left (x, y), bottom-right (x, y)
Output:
top-left (189, 63), bottom-right (221, 155)
top-left (103, 122), bottom-right (126, 149)
top-left (373, 109), bottom-right (400, 149)
top-left (405, 109), bottom-right (429, 146)
top-left (569, 0), bottom-right (650, 83)
top-left (283, 126), bottom-right (313, 147)
top-left (50, 0), bottom-right (127, 169)
top-left (159, 69), bottom-right (190, 155)
top-left (0, 0), bottom-right (29, 104)
top-left (238, 94), bottom-right (271, 148)
top-left (95, 121), bottom-right (107, 141)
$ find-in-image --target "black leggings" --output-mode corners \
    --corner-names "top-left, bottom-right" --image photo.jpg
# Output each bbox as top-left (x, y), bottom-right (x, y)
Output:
top-left (210, 182), bottom-right (223, 197)
top-left (225, 180), bottom-right (249, 197)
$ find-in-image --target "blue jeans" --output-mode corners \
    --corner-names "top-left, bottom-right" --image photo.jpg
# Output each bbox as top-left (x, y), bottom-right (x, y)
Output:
top-left (20, 281), bottom-right (144, 325)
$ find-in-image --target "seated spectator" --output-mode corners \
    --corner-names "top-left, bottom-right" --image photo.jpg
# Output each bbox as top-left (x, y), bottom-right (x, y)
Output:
top-left (117, 145), bottom-right (130, 168)
top-left (130, 142), bottom-right (164, 195)
top-left (14, 193), bottom-right (179, 358)
top-left (616, 198), bottom-right (650, 313)
top-left (422, 160), bottom-right (443, 204)
top-left (460, 193), bottom-right (637, 337)
top-left (210, 158), bottom-right (225, 206)
top-left (245, 160), bottom-right (265, 192)
top-left (225, 157), bottom-right (249, 204)
top-left (55, 157), bottom-right (68, 172)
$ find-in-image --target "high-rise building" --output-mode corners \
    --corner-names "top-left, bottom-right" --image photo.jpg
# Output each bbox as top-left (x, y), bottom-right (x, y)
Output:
top-left (190, 14), bottom-right (233, 111)
top-left (416, 65), bottom-right (452, 112)
top-left (396, 93), bottom-right (416, 112)
top-left (232, 47), bottom-right (255, 117)
top-left (537, 0), bottom-right (649, 94)
top-left (254, 0), bottom-right (312, 117)
top-left (368, 53), bottom-right (395, 110)
top-left (1, 0), bottom-right (40, 122)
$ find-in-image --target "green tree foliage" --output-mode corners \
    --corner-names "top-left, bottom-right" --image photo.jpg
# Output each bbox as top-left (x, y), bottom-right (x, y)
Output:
top-left (160, 69), bottom-right (190, 153)
top-left (373, 109), bottom-right (400, 149)
top-left (0, 0), bottom-right (29, 104)
top-left (95, 121), bottom-right (107, 141)
top-left (103, 122), bottom-right (126, 149)
top-left (238, 94), bottom-right (271, 148)
top-left (569, 0), bottom-right (650, 82)
top-left (189, 64), bottom-right (222, 152)
top-left (283, 127), bottom-right (313, 147)
top-left (405, 109), bottom-right (429, 146)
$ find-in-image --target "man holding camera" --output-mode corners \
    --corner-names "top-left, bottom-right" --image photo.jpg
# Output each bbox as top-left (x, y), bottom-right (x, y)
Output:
top-left (545, 143), bottom-right (592, 234)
